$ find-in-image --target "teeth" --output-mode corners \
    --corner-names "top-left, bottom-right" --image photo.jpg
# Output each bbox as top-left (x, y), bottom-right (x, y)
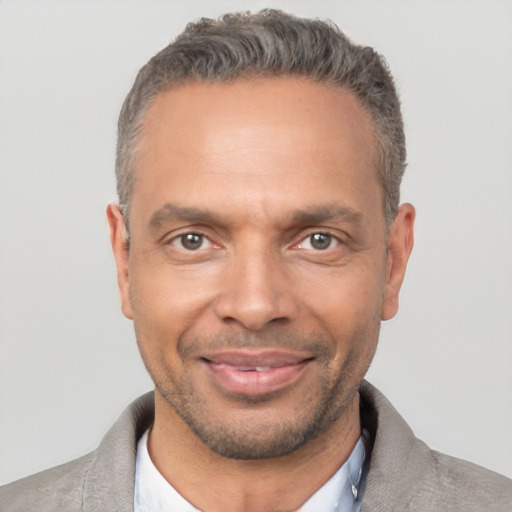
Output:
top-left (236, 366), bottom-right (271, 372)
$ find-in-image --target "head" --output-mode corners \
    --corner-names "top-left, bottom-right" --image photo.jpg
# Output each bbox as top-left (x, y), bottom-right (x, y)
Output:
top-left (108, 10), bottom-right (414, 461)
top-left (116, 9), bottom-right (406, 233)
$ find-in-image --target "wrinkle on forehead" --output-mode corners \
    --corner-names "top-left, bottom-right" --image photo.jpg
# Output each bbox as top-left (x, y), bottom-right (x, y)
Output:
top-left (136, 77), bottom-right (377, 174)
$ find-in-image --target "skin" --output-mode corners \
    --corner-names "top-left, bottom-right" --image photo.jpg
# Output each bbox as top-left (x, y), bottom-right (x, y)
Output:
top-left (107, 77), bottom-right (414, 511)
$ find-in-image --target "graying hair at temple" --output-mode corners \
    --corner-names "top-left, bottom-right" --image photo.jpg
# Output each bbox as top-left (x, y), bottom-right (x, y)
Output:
top-left (115, 9), bottom-right (406, 231)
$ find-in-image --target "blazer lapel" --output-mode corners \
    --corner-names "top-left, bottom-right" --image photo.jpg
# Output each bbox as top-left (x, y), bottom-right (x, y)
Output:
top-left (82, 392), bottom-right (154, 512)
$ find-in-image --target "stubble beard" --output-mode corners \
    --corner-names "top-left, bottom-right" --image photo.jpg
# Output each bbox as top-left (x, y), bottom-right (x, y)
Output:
top-left (144, 330), bottom-right (377, 460)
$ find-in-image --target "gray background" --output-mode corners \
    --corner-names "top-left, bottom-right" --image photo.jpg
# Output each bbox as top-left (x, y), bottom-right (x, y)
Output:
top-left (1, 0), bottom-right (511, 484)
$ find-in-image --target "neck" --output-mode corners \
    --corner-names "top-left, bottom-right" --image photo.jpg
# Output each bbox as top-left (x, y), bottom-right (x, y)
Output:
top-left (148, 391), bottom-right (362, 512)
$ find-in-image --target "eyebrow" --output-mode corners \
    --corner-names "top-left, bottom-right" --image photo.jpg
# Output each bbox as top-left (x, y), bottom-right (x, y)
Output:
top-left (149, 202), bottom-right (362, 230)
top-left (290, 204), bottom-right (362, 226)
top-left (149, 203), bottom-right (224, 229)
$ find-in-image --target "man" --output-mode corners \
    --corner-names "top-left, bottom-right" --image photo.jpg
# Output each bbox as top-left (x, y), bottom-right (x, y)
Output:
top-left (1, 9), bottom-right (511, 512)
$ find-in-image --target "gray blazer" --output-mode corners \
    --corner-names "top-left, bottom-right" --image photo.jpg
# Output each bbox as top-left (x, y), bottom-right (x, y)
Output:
top-left (1, 381), bottom-right (511, 511)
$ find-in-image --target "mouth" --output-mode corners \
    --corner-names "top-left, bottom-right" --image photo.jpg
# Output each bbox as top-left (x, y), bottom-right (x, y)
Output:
top-left (200, 350), bottom-right (314, 397)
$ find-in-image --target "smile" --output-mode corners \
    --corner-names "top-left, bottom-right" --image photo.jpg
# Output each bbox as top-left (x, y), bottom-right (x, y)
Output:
top-left (200, 350), bottom-right (314, 396)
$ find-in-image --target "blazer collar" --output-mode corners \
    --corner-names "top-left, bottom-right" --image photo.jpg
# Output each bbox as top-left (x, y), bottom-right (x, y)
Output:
top-left (82, 392), bottom-right (154, 512)
top-left (79, 383), bottom-right (425, 512)
top-left (359, 381), bottom-right (428, 512)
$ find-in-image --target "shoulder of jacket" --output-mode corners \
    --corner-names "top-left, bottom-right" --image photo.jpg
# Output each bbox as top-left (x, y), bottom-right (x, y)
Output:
top-left (405, 448), bottom-right (512, 511)
top-left (0, 451), bottom-right (95, 512)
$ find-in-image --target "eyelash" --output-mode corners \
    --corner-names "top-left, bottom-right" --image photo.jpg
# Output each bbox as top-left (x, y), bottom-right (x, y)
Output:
top-left (295, 232), bottom-right (341, 251)
top-left (167, 230), bottom-right (342, 252)
top-left (169, 232), bottom-right (214, 251)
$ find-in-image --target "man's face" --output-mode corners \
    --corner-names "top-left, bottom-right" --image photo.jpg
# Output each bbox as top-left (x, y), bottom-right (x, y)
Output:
top-left (109, 78), bottom-right (413, 459)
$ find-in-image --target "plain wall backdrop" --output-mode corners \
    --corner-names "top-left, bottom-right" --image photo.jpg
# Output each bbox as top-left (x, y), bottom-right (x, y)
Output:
top-left (1, 0), bottom-right (511, 484)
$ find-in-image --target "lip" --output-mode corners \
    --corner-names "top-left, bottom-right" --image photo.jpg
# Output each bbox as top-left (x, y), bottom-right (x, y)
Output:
top-left (201, 349), bottom-right (314, 396)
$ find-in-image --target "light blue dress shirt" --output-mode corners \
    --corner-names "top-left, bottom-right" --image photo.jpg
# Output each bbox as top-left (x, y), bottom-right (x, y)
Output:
top-left (134, 429), bottom-right (368, 511)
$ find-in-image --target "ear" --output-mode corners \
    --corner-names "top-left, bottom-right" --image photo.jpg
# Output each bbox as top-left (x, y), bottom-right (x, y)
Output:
top-left (381, 203), bottom-right (415, 321)
top-left (106, 203), bottom-right (134, 320)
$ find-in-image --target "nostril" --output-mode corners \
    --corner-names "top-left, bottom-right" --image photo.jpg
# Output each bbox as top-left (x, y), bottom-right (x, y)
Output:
top-left (269, 317), bottom-right (289, 325)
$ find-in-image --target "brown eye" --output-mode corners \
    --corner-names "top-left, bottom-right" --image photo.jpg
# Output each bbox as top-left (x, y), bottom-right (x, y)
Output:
top-left (309, 233), bottom-right (332, 250)
top-left (179, 233), bottom-right (204, 250)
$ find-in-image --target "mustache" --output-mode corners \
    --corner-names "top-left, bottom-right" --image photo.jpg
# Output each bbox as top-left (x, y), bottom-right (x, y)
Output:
top-left (178, 330), bottom-right (335, 360)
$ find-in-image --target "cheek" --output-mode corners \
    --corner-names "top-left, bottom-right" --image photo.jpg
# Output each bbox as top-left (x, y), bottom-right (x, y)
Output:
top-left (300, 262), bottom-right (386, 324)
top-left (128, 261), bottom-right (221, 356)
top-left (297, 263), bottom-right (385, 362)
top-left (130, 257), bottom-right (211, 314)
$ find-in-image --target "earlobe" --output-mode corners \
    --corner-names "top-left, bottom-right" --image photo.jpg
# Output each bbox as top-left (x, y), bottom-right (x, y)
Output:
top-left (106, 203), bottom-right (134, 320)
top-left (381, 203), bottom-right (415, 321)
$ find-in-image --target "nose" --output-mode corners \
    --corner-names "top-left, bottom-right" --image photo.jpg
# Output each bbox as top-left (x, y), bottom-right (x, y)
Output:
top-left (213, 246), bottom-right (298, 331)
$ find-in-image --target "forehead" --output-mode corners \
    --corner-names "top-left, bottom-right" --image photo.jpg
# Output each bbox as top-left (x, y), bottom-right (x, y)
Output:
top-left (139, 77), bottom-right (376, 163)
top-left (131, 77), bottom-right (382, 228)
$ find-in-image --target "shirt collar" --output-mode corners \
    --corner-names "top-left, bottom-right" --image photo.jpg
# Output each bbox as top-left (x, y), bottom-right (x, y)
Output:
top-left (134, 429), bottom-right (368, 512)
